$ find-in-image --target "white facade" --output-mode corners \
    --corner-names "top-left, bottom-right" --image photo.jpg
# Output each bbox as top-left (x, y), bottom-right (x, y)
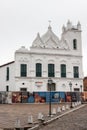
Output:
top-left (0, 61), bottom-right (15, 91)
top-left (0, 21), bottom-right (84, 92)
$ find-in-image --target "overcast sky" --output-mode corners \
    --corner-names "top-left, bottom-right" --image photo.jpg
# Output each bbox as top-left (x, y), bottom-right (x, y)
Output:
top-left (0, 0), bottom-right (87, 76)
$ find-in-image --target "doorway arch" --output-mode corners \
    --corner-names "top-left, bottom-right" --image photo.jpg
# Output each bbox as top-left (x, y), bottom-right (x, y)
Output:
top-left (47, 83), bottom-right (56, 91)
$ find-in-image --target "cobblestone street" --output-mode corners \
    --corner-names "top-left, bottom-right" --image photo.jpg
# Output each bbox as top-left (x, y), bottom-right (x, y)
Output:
top-left (39, 104), bottom-right (87, 130)
top-left (0, 103), bottom-right (86, 130)
top-left (0, 103), bottom-right (64, 129)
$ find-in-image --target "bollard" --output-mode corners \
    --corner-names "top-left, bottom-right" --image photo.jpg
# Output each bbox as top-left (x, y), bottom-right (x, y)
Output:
top-left (72, 103), bottom-right (75, 108)
top-left (38, 112), bottom-right (43, 120)
top-left (62, 106), bottom-right (66, 111)
top-left (57, 107), bottom-right (61, 113)
top-left (28, 115), bottom-right (33, 124)
top-left (77, 101), bottom-right (79, 105)
top-left (79, 101), bottom-right (81, 105)
top-left (38, 113), bottom-right (45, 125)
top-left (52, 108), bottom-right (56, 115)
top-left (15, 118), bottom-right (21, 128)
top-left (66, 104), bottom-right (70, 110)
top-left (75, 102), bottom-right (77, 106)
top-left (38, 113), bottom-right (44, 120)
top-left (74, 102), bottom-right (76, 107)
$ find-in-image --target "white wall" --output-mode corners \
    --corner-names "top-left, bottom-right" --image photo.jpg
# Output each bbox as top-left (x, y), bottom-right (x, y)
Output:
top-left (0, 62), bottom-right (15, 91)
top-left (14, 47), bottom-right (83, 92)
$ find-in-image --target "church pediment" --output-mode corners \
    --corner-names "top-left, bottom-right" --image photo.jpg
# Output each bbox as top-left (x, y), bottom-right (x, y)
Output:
top-left (31, 25), bottom-right (69, 50)
top-left (44, 36), bottom-right (58, 48)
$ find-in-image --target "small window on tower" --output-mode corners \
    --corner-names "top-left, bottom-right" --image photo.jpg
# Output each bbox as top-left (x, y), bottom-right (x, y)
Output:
top-left (6, 85), bottom-right (9, 91)
top-left (73, 39), bottom-right (77, 50)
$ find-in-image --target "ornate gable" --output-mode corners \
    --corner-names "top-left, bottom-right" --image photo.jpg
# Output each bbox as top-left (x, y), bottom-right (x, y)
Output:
top-left (32, 33), bottom-right (44, 48)
top-left (41, 25), bottom-right (59, 45)
top-left (44, 36), bottom-right (58, 48)
top-left (31, 25), bottom-right (69, 50)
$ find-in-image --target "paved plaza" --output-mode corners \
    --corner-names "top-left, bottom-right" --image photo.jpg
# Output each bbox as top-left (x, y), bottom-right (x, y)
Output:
top-left (0, 103), bottom-right (65, 129)
top-left (0, 103), bottom-right (85, 130)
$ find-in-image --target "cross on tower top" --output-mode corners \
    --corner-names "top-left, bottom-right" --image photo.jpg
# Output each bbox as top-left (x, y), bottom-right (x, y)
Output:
top-left (48, 20), bottom-right (51, 26)
top-left (48, 20), bottom-right (52, 30)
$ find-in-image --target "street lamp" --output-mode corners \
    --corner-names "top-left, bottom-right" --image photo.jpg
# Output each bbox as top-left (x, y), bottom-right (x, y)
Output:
top-left (48, 78), bottom-right (53, 116)
top-left (69, 82), bottom-right (73, 108)
top-left (80, 85), bottom-right (82, 103)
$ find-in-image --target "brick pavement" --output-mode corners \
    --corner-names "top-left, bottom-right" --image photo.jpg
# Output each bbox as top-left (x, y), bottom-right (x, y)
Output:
top-left (0, 103), bottom-right (67, 129)
top-left (0, 103), bottom-right (84, 130)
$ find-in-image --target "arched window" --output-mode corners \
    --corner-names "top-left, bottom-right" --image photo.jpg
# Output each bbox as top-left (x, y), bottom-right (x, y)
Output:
top-left (36, 63), bottom-right (42, 77)
top-left (73, 39), bottom-right (77, 50)
top-left (47, 83), bottom-right (56, 91)
top-left (48, 64), bottom-right (55, 77)
top-left (61, 64), bottom-right (66, 77)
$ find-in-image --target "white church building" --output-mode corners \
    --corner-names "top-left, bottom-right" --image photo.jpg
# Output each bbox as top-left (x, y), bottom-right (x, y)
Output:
top-left (0, 21), bottom-right (83, 92)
